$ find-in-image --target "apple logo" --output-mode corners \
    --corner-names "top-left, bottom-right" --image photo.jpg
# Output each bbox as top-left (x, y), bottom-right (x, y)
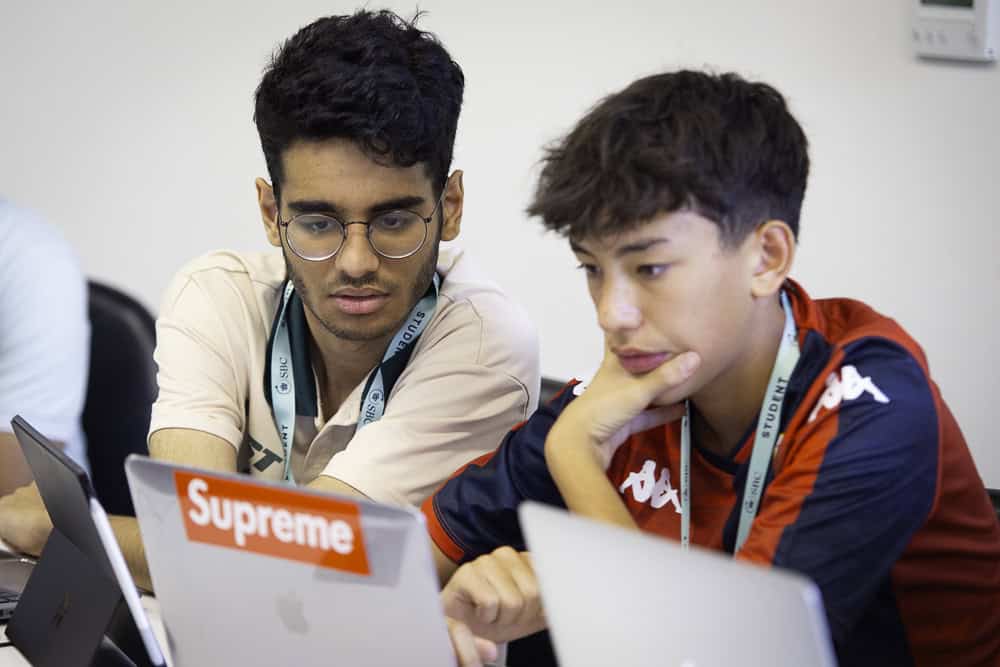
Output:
top-left (275, 591), bottom-right (309, 635)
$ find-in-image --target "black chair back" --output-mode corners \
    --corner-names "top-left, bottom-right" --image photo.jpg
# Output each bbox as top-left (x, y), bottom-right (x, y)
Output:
top-left (989, 488), bottom-right (1000, 521)
top-left (82, 282), bottom-right (157, 516)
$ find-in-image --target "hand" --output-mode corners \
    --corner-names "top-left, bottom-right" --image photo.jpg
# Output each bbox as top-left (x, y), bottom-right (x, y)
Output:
top-left (447, 617), bottom-right (498, 667)
top-left (441, 547), bottom-right (545, 644)
top-left (0, 483), bottom-right (53, 556)
top-left (549, 345), bottom-right (699, 469)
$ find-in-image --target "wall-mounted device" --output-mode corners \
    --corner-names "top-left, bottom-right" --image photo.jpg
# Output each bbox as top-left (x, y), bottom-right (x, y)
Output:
top-left (912, 0), bottom-right (999, 61)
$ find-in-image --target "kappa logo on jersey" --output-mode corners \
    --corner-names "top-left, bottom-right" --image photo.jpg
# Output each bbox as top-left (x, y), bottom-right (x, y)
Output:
top-left (618, 459), bottom-right (683, 513)
top-left (808, 364), bottom-right (890, 423)
top-left (175, 471), bottom-right (370, 575)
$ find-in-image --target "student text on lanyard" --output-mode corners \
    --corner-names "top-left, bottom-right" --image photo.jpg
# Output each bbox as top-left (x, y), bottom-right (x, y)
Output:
top-left (679, 290), bottom-right (799, 552)
top-left (269, 275), bottom-right (439, 483)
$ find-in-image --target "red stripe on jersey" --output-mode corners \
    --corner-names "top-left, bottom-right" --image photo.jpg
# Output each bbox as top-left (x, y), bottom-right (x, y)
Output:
top-left (421, 450), bottom-right (499, 564)
top-left (736, 347), bottom-right (846, 565)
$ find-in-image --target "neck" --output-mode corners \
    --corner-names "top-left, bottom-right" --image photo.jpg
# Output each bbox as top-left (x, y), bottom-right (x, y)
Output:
top-left (304, 313), bottom-right (394, 414)
top-left (690, 295), bottom-right (788, 458)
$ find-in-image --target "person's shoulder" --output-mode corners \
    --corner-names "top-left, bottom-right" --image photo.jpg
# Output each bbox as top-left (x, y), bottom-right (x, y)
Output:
top-left (798, 304), bottom-right (938, 430)
top-left (0, 200), bottom-right (80, 269)
top-left (432, 245), bottom-right (539, 352)
top-left (791, 281), bottom-right (929, 373)
top-left (171, 249), bottom-right (285, 288)
top-left (786, 281), bottom-right (945, 426)
top-left (160, 249), bottom-right (285, 319)
top-left (0, 201), bottom-right (85, 303)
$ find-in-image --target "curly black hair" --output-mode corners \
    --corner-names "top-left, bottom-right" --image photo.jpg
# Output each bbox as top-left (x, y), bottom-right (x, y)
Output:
top-left (254, 10), bottom-right (465, 202)
top-left (527, 70), bottom-right (810, 246)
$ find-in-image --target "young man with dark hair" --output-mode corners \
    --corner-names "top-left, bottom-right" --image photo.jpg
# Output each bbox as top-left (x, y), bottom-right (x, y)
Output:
top-left (0, 10), bottom-right (538, 604)
top-left (430, 71), bottom-right (1000, 666)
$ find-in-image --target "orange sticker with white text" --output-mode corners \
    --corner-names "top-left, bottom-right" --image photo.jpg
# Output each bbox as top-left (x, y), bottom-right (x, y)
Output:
top-left (174, 470), bottom-right (370, 575)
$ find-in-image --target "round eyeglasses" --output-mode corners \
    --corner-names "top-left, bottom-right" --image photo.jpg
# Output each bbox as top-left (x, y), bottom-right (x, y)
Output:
top-left (277, 190), bottom-right (445, 261)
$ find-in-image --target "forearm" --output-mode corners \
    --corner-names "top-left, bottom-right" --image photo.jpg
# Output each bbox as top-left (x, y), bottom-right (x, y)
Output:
top-left (108, 515), bottom-right (153, 592)
top-left (0, 433), bottom-right (33, 497)
top-left (544, 424), bottom-right (637, 530)
top-left (432, 540), bottom-right (459, 586)
top-left (148, 428), bottom-right (237, 471)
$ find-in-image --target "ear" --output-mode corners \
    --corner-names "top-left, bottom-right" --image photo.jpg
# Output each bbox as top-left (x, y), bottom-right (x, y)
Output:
top-left (256, 177), bottom-right (282, 248)
top-left (747, 220), bottom-right (796, 298)
top-left (439, 170), bottom-right (463, 242)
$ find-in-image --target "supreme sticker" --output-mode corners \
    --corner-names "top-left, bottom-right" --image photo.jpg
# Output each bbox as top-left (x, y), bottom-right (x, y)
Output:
top-left (175, 470), bottom-right (370, 575)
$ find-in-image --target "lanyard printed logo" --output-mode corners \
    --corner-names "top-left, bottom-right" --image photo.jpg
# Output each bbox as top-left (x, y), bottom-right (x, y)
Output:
top-left (269, 275), bottom-right (439, 482)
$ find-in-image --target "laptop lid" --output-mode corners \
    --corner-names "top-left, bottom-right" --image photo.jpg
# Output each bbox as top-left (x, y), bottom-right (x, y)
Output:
top-left (125, 455), bottom-right (455, 666)
top-left (519, 502), bottom-right (837, 667)
top-left (8, 416), bottom-right (165, 666)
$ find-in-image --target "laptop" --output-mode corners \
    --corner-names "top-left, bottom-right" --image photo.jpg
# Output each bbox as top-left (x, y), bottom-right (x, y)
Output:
top-left (519, 502), bottom-right (837, 667)
top-left (8, 416), bottom-right (166, 666)
top-left (125, 455), bottom-right (456, 666)
top-left (0, 551), bottom-right (33, 623)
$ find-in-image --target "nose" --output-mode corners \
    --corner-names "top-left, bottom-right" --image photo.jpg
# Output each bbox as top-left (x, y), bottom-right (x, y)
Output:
top-left (336, 223), bottom-right (380, 278)
top-left (595, 276), bottom-right (642, 335)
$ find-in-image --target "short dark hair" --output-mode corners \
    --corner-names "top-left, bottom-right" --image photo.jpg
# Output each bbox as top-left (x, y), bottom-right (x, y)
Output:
top-left (527, 70), bottom-right (810, 246)
top-left (254, 10), bottom-right (465, 202)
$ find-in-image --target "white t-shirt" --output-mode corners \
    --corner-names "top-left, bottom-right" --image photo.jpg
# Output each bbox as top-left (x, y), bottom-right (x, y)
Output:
top-left (0, 200), bottom-right (90, 468)
top-left (149, 246), bottom-right (540, 505)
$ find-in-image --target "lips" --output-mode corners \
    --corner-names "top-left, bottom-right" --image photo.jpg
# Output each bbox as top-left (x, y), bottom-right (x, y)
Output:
top-left (330, 289), bottom-right (389, 315)
top-left (615, 350), bottom-right (671, 375)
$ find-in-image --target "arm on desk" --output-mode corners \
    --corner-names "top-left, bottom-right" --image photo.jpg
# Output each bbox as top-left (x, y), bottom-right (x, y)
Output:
top-left (0, 433), bottom-right (33, 498)
top-left (0, 433), bottom-right (68, 556)
top-left (115, 428), bottom-right (239, 590)
top-left (0, 428), bottom-right (237, 592)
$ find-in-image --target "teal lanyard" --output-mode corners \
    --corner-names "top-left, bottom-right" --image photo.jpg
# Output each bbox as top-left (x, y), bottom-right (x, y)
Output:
top-left (679, 290), bottom-right (800, 551)
top-left (269, 275), bottom-right (439, 482)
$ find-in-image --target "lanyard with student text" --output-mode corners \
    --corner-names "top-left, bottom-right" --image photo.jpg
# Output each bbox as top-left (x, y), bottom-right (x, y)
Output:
top-left (269, 275), bottom-right (439, 483)
top-left (679, 290), bottom-right (799, 552)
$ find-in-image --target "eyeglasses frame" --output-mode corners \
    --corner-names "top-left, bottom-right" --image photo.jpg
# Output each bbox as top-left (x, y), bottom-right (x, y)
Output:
top-left (276, 188), bottom-right (447, 262)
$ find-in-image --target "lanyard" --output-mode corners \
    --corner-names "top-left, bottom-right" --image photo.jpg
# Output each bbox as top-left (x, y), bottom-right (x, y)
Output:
top-left (679, 290), bottom-right (799, 552)
top-left (269, 275), bottom-right (439, 482)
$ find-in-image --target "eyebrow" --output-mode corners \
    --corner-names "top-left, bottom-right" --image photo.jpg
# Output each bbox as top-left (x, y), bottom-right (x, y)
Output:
top-left (570, 237), bottom-right (671, 257)
top-left (286, 195), bottom-right (428, 218)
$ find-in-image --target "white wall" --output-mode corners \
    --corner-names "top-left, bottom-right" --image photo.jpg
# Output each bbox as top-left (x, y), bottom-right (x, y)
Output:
top-left (2, 0), bottom-right (998, 485)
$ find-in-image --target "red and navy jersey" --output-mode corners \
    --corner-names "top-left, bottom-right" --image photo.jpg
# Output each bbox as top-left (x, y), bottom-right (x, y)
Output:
top-left (423, 280), bottom-right (1000, 667)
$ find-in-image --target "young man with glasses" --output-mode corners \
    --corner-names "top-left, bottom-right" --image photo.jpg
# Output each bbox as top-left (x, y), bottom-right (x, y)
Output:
top-left (0, 11), bottom-right (538, 601)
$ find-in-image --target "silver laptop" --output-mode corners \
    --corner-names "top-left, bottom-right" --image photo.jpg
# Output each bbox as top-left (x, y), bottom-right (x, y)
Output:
top-left (519, 502), bottom-right (837, 667)
top-left (125, 455), bottom-right (455, 666)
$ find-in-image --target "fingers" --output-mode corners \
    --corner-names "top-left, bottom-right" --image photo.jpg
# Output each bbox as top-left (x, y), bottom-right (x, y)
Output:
top-left (441, 547), bottom-right (545, 643)
top-left (637, 351), bottom-right (700, 401)
top-left (628, 405), bottom-right (685, 432)
top-left (447, 618), bottom-right (496, 667)
top-left (598, 405), bottom-right (685, 468)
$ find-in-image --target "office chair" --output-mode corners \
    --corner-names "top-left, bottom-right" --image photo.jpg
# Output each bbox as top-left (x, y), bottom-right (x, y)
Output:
top-left (989, 488), bottom-right (1000, 521)
top-left (82, 282), bottom-right (157, 516)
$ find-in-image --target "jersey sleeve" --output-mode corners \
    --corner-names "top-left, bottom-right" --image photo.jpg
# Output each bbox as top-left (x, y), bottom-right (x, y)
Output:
top-left (421, 382), bottom-right (578, 564)
top-left (736, 338), bottom-right (939, 646)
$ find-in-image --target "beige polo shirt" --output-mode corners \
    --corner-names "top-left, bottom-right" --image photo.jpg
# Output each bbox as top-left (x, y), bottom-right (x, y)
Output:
top-left (149, 246), bottom-right (540, 506)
